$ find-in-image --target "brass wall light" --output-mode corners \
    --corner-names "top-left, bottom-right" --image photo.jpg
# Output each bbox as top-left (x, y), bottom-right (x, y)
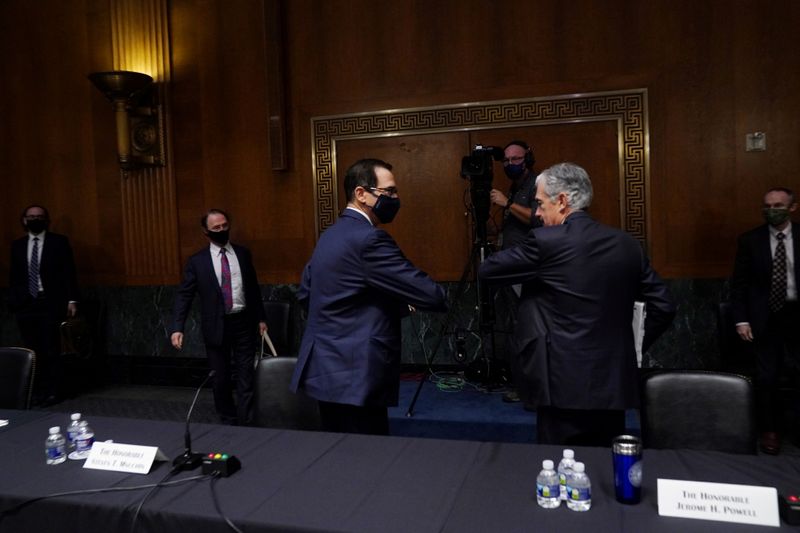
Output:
top-left (88, 70), bottom-right (166, 171)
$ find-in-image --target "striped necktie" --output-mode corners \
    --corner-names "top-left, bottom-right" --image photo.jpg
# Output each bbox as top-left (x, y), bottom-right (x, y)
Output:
top-left (28, 237), bottom-right (40, 297)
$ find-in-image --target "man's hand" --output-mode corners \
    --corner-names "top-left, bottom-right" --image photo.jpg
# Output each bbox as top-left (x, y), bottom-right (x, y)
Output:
top-left (736, 324), bottom-right (753, 342)
top-left (171, 332), bottom-right (184, 350)
top-left (258, 321), bottom-right (268, 336)
top-left (490, 189), bottom-right (509, 208)
top-left (67, 302), bottom-right (77, 318)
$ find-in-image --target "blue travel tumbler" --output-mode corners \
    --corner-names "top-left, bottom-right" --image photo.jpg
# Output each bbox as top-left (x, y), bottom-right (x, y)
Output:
top-left (612, 435), bottom-right (642, 504)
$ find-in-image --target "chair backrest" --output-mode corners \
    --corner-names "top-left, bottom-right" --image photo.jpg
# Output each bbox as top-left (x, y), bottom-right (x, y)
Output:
top-left (0, 347), bottom-right (36, 409)
top-left (263, 301), bottom-right (292, 356)
top-left (641, 370), bottom-right (757, 454)
top-left (252, 356), bottom-right (321, 430)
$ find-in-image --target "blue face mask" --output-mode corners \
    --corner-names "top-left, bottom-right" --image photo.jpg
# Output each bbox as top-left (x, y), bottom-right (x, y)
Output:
top-left (504, 163), bottom-right (526, 180)
top-left (370, 193), bottom-right (401, 224)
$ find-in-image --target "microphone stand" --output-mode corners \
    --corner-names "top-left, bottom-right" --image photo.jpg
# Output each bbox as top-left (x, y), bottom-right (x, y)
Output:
top-left (172, 370), bottom-right (215, 471)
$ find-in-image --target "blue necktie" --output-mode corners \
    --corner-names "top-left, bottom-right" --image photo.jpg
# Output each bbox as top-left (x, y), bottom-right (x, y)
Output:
top-left (29, 237), bottom-right (40, 297)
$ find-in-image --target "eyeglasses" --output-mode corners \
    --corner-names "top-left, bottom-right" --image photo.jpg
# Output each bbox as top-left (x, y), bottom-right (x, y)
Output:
top-left (24, 215), bottom-right (47, 220)
top-left (368, 186), bottom-right (399, 196)
top-left (502, 156), bottom-right (525, 166)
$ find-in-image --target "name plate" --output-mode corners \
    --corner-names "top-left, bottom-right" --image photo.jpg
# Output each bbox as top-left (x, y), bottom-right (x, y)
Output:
top-left (84, 442), bottom-right (167, 475)
top-left (658, 478), bottom-right (780, 527)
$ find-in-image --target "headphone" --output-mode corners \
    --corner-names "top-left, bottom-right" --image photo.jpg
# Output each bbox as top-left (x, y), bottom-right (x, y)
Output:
top-left (504, 140), bottom-right (535, 169)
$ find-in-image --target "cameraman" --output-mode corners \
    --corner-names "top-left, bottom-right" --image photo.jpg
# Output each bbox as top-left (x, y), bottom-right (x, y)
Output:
top-left (489, 140), bottom-right (541, 404)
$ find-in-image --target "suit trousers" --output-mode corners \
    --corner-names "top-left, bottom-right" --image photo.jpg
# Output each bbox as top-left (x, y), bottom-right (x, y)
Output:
top-left (753, 301), bottom-right (800, 432)
top-left (16, 295), bottom-right (63, 400)
top-left (205, 312), bottom-right (257, 425)
top-left (317, 401), bottom-right (390, 436)
top-left (536, 406), bottom-right (625, 447)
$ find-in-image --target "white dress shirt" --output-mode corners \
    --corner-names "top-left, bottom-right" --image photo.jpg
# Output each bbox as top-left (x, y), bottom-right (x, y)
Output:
top-left (209, 242), bottom-right (246, 313)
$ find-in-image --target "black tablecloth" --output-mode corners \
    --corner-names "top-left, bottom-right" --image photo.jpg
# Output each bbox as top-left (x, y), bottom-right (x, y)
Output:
top-left (0, 409), bottom-right (798, 532)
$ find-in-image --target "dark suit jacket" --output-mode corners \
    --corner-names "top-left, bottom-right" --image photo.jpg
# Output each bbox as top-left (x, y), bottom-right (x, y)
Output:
top-left (171, 244), bottom-right (266, 347)
top-left (479, 211), bottom-right (675, 410)
top-left (9, 231), bottom-right (79, 314)
top-left (290, 210), bottom-right (447, 407)
top-left (731, 222), bottom-right (800, 337)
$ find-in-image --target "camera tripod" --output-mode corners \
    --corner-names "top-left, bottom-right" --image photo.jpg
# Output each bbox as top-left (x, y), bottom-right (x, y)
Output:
top-left (405, 210), bottom-right (507, 417)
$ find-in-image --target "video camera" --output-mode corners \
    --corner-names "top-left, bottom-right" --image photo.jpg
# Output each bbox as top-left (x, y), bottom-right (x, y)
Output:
top-left (460, 144), bottom-right (504, 242)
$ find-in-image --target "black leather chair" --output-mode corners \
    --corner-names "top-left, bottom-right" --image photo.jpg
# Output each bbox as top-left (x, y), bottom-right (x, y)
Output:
top-left (263, 300), bottom-right (292, 356)
top-left (0, 347), bottom-right (36, 409)
top-left (252, 356), bottom-right (321, 430)
top-left (641, 370), bottom-right (757, 454)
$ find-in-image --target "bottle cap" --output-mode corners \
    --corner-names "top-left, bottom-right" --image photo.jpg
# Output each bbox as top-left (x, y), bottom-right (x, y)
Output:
top-left (542, 459), bottom-right (554, 470)
top-left (573, 462), bottom-right (585, 473)
top-left (49, 426), bottom-right (60, 434)
top-left (71, 413), bottom-right (81, 420)
top-left (563, 449), bottom-right (574, 459)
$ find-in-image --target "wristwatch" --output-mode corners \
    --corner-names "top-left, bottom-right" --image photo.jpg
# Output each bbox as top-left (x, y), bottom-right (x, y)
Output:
top-left (506, 197), bottom-right (514, 209)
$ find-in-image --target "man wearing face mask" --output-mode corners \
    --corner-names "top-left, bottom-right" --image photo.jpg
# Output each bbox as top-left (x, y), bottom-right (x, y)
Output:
top-left (479, 163), bottom-right (675, 446)
top-left (171, 209), bottom-right (267, 425)
top-left (731, 187), bottom-right (799, 455)
top-left (9, 204), bottom-right (80, 406)
top-left (291, 158), bottom-right (447, 435)
top-left (488, 141), bottom-right (541, 404)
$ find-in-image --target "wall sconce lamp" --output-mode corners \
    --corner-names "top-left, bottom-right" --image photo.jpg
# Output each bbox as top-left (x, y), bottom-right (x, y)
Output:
top-left (88, 70), bottom-right (166, 171)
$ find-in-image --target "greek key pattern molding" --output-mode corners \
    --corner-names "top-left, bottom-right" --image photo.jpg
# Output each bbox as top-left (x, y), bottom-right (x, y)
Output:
top-left (312, 89), bottom-right (649, 245)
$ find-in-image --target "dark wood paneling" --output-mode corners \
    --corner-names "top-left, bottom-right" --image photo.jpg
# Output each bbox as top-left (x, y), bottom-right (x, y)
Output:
top-left (1, 0), bottom-right (798, 287)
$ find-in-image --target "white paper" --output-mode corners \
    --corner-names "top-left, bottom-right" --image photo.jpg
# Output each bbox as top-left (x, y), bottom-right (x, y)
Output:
top-left (83, 441), bottom-right (166, 475)
top-left (658, 478), bottom-right (780, 527)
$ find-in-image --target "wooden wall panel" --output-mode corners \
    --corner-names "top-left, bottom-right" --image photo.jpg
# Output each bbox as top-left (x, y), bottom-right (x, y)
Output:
top-left (335, 133), bottom-right (472, 280)
top-left (1, 0), bottom-right (799, 286)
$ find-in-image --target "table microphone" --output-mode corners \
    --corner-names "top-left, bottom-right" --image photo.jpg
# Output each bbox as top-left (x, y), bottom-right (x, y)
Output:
top-left (172, 370), bottom-right (215, 471)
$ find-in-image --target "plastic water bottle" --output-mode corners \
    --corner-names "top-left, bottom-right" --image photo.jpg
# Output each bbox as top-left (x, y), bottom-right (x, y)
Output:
top-left (70, 420), bottom-right (95, 460)
top-left (45, 426), bottom-right (66, 465)
top-left (536, 459), bottom-right (561, 508)
top-left (566, 462), bottom-right (592, 511)
top-left (66, 413), bottom-right (82, 452)
top-left (557, 449), bottom-right (575, 501)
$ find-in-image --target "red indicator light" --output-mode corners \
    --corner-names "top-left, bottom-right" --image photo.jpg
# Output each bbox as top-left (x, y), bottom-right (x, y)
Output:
top-left (789, 495), bottom-right (799, 502)
top-left (208, 453), bottom-right (214, 458)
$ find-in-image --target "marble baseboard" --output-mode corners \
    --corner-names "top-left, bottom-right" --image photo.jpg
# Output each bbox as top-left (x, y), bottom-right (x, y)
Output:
top-left (0, 279), bottom-right (731, 372)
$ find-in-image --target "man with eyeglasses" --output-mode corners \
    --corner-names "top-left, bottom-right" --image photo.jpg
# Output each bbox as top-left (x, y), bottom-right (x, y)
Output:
top-left (9, 204), bottom-right (80, 406)
top-left (489, 140), bottom-right (542, 405)
top-left (291, 158), bottom-right (447, 435)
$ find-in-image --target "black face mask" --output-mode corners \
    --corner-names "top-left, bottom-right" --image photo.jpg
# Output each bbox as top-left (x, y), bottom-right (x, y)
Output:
top-left (206, 229), bottom-right (230, 245)
top-left (370, 194), bottom-right (401, 224)
top-left (25, 219), bottom-right (48, 234)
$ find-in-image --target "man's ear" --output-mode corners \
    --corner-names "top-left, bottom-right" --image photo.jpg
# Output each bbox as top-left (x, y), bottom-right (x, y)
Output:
top-left (557, 192), bottom-right (569, 211)
top-left (354, 186), bottom-right (368, 204)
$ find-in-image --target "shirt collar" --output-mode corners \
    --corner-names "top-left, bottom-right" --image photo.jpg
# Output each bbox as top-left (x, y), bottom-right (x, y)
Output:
top-left (346, 206), bottom-right (373, 226)
top-left (28, 230), bottom-right (46, 241)
top-left (209, 241), bottom-right (233, 255)
top-left (769, 225), bottom-right (792, 239)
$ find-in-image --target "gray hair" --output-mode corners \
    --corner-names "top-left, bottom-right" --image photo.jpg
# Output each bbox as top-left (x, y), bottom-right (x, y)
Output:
top-left (535, 162), bottom-right (593, 210)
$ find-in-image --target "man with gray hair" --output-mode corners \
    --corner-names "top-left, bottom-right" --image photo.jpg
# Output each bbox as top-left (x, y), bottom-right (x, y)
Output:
top-left (478, 162), bottom-right (676, 445)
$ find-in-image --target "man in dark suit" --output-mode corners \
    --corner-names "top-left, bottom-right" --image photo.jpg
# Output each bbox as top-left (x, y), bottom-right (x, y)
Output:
top-left (9, 205), bottom-right (80, 405)
top-left (171, 209), bottom-right (267, 425)
top-left (290, 158), bottom-right (447, 435)
top-left (479, 162), bottom-right (675, 446)
top-left (731, 187), bottom-right (799, 455)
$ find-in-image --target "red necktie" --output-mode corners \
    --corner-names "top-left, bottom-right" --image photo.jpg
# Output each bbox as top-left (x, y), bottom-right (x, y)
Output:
top-left (220, 249), bottom-right (233, 313)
